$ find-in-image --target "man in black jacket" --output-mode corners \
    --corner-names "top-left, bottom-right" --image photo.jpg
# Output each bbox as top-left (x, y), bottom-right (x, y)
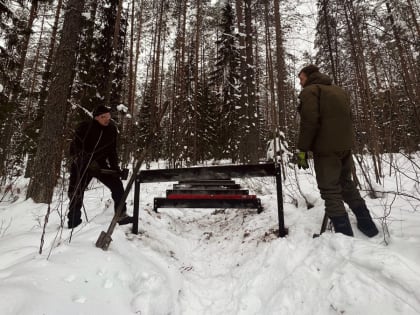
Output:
top-left (67, 105), bottom-right (131, 228)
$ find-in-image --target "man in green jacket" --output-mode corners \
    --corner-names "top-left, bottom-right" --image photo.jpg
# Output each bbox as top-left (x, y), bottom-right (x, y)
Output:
top-left (296, 64), bottom-right (378, 237)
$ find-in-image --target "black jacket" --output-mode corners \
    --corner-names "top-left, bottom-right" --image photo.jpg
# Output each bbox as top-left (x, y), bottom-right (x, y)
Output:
top-left (70, 119), bottom-right (119, 170)
top-left (298, 72), bottom-right (353, 153)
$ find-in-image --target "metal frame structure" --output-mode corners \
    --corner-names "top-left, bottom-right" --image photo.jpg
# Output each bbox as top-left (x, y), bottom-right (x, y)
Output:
top-left (131, 163), bottom-right (287, 237)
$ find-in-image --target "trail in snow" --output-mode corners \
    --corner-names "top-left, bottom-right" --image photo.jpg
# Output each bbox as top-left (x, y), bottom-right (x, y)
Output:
top-left (129, 178), bottom-right (420, 315)
top-left (163, 207), bottom-right (266, 314)
top-left (1, 158), bottom-right (420, 315)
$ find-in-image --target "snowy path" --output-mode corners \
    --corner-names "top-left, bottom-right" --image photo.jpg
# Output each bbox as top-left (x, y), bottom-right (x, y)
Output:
top-left (1, 167), bottom-right (420, 314)
top-left (164, 207), bottom-right (259, 314)
top-left (133, 181), bottom-right (420, 315)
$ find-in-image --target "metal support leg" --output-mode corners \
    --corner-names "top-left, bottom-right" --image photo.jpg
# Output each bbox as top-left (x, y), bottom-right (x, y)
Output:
top-left (275, 164), bottom-right (287, 237)
top-left (132, 178), bottom-right (140, 234)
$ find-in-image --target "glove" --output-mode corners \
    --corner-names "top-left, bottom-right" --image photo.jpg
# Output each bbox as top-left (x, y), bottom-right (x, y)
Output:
top-left (295, 151), bottom-right (309, 169)
top-left (119, 168), bottom-right (129, 180)
top-left (88, 160), bottom-right (101, 173)
top-left (110, 167), bottom-right (129, 180)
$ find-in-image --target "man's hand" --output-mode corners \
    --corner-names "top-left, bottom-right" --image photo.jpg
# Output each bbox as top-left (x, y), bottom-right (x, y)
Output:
top-left (119, 168), bottom-right (129, 180)
top-left (95, 167), bottom-right (129, 180)
top-left (111, 167), bottom-right (129, 180)
top-left (88, 161), bottom-right (101, 173)
top-left (295, 151), bottom-right (309, 169)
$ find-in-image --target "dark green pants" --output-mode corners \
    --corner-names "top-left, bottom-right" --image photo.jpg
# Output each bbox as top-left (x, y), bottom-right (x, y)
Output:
top-left (313, 150), bottom-right (365, 217)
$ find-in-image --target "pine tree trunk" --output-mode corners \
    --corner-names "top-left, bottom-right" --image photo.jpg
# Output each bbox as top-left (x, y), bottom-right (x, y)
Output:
top-left (234, 0), bottom-right (248, 163)
top-left (0, 0), bottom-right (39, 177)
top-left (25, 0), bottom-right (64, 178)
top-left (192, 0), bottom-right (202, 165)
top-left (273, 0), bottom-right (287, 131)
top-left (38, 0), bottom-right (64, 113)
top-left (132, 0), bottom-right (144, 115)
top-left (27, 0), bottom-right (85, 203)
top-left (244, 0), bottom-right (258, 163)
top-left (78, 0), bottom-right (99, 110)
top-left (406, 0), bottom-right (420, 39)
top-left (264, 1), bottom-right (279, 153)
top-left (25, 13), bottom-right (45, 116)
top-left (104, 0), bottom-right (124, 108)
top-left (127, 0), bottom-right (135, 114)
top-left (385, 1), bottom-right (420, 134)
top-left (321, 0), bottom-right (338, 83)
top-left (169, 0), bottom-right (187, 168)
top-left (24, 12), bottom-right (46, 178)
top-left (342, 1), bottom-right (382, 184)
top-left (13, 0), bottom-right (39, 88)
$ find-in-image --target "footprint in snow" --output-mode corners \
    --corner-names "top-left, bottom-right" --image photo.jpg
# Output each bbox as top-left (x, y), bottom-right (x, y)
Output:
top-left (64, 275), bottom-right (76, 282)
top-left (72, 295), bottom-right (86, 303)
top-left (104, 279), bottom-right (113, 288)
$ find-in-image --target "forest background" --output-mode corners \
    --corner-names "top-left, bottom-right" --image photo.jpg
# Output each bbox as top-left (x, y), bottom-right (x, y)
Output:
top-left (0, 0), bottom-right (419, 205)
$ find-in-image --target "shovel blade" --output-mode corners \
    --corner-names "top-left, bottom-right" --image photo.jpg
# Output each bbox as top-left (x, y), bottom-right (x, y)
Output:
top-left (95, 231), bottom-right (112, 250)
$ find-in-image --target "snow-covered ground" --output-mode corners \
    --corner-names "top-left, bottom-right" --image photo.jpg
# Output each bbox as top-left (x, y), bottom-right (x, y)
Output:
top-left (0, 154), bottom-right (420, 315)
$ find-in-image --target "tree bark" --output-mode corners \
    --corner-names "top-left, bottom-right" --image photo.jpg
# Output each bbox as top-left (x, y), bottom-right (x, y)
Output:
top-left (104, 0), bottom-right (124, 108)
top-left (25, 0), bottom-right (64, 179)
top-left (234, 0), bottom-right (248, 163)
top-left (343, 0), bottom-right (382, 184)
top-left (385, 1), bottom-right (420, 133)
top-left (273, 0), bottom-right (287, 131)
top-left (27, 0), bottom-right (85, 203)
top-left (192, 0), bottom-right (202, 164)
top-left (0, 0), bottom-right (39, 176)
top-left (320, 0), bottom-right (338, 83)
top-left (127, 0), bottom-right (135, 114)
top-left (132, 0), bottom-right (144, 116)
top-left (406, 0), bottom-right (420, 39)
top-left (244, 0), bottom-right (258, 163)
top-left (38, 0), bottom-right (64, 112)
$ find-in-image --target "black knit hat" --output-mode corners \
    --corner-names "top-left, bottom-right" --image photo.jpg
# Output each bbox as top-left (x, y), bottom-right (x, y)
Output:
top-left (93, 105), bottom-right (111, 117)
top-left (298, 64), bottom-right (320, 77)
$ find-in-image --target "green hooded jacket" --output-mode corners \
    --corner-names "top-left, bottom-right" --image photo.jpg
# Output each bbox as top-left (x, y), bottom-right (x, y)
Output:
top-left (297, 72), bottom-right (353, 153)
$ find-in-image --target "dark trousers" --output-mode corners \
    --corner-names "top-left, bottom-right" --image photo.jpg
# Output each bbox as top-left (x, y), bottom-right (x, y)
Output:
top-left (313, 150), bottom-right (365, 217)
top-left (67, 162), bottom-right (126, 222)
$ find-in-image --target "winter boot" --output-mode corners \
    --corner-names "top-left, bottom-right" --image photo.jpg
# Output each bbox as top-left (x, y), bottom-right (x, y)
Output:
top-left (351, 205), bottom-right (379, 237)
top-left (117, 212), bottom-right (134, 225)
top-left (329, 214), bottom-right (354, 237)
top-left (67, 217), bottom-right (82, 229)
top-left (67, 209), bottom-right (82, 229)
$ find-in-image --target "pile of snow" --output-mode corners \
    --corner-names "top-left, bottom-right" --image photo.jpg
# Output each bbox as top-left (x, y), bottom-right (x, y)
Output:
top-left (0, 155), bottom-right (419, 315)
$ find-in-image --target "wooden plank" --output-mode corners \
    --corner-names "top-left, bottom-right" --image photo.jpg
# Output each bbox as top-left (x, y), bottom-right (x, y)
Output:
top-left (173, 183), bottom-right (241, 189)
top-left (178, 179), bottom-right (235, 184)
top-left (167, 189), bottom-right (249, 196)
top-left (154, 197), bottom-right (263, 213)
top-left (167, 194), bottom-right (257, 200)
top-left (138, 163), bottom-right (276, 183)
